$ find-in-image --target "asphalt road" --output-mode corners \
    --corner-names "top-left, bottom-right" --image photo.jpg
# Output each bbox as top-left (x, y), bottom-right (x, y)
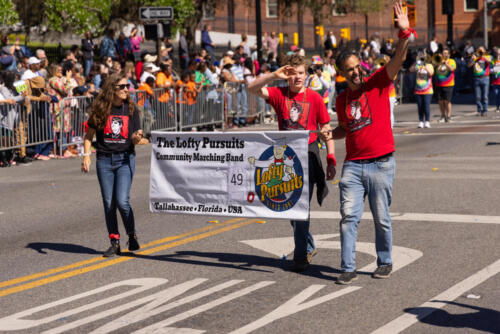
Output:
top-left (0, 101), bottom-right (499, 334)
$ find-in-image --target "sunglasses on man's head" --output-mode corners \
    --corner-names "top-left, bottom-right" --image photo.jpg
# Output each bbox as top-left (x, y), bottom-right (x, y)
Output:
top-left (115, 84), bottom-right (128, 90)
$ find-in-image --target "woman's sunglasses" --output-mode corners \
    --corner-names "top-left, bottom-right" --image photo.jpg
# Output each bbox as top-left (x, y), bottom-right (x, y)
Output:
top-left (115, 84), bottom-right (128, 90)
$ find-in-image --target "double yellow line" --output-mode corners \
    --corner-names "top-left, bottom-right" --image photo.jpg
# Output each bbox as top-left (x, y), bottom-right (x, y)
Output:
top-left (0, 218), bottom-right (257, 298)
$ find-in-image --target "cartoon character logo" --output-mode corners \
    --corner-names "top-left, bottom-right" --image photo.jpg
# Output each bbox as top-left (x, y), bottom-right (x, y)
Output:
top-left (248, 143), bottom-right (304, 212)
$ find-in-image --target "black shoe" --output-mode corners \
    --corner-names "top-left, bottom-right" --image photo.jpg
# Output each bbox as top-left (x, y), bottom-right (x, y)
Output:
top-left (307, 249), bottom-right (318, 264)
top-left (336, 271), bottom-right (358, 285)
top-left (372, 264), bottom-right (392, 279)
top-left (127, 233), bottom-right (140, 251)
top-left (17, 156), bottom-right (33, 164)
top-left (290, 259), bottom-right (309, 272)
top-left (103, 239), bottom-right (121, 257)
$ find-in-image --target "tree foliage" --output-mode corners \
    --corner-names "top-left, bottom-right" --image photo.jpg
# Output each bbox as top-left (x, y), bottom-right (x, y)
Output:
top-left (13, 0), bottom-right (195, 38)
top-left (0, 0), bottom-right (19, 28)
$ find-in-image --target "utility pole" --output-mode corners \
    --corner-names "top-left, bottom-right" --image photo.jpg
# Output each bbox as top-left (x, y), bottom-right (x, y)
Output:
top-left (255, 0), bottom-right (262, 61)
top-left (483, 0), bottom-right (488, 48)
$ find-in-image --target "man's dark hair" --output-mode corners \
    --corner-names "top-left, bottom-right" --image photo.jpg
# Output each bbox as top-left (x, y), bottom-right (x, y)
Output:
top-left (336, 49), bottom-right (359, 71)
top-left (145, 76), bottom-right (155, 86)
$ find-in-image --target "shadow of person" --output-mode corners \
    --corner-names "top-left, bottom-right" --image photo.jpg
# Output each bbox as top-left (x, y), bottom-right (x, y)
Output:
top-left (26, 242), bottom-right (101, 255)
top-left (404, 300), bottom-right (500, 333)
top-left (122, 250), bottom-right (343, 281)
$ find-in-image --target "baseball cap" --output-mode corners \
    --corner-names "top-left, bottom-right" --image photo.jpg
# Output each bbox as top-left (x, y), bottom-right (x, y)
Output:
top-left (27, 57), bottom-right (41, 65)
top-left (144, 54), bottom-right (157, 63)
top-left (311, 55), bottom-right (323, 65)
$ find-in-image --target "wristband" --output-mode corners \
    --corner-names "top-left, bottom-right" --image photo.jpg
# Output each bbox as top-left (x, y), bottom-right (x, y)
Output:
top-left (327, 154), bottom-right (336, 166)
top-left (398, 28), bottom-right (418, 40)
top-left (82, 152), bottom-right (91, 157)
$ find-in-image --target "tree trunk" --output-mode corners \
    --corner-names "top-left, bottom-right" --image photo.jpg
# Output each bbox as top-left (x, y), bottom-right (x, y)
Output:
top-left (297, 0), bottom-right (304, 48)
top-left (313, 15), bottom-right (320, 50)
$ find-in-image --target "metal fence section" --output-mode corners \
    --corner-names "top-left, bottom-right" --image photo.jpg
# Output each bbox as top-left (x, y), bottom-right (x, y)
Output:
top-left (178, 84), bottom-right (224, 130)
top-left (58, 96), bottom-right (93, 156)
top-left (0, 101), bottom-right (55, 153)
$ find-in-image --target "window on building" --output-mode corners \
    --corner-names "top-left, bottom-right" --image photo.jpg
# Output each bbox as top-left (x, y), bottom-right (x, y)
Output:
top-left (332, 0), bottom-right (346, 16)
top-left (464, 0), bottom-right (479, 11)
top-left (267, 0), bottom-right (278, 18)
top-left (203, 2), bottom-right (215, 20)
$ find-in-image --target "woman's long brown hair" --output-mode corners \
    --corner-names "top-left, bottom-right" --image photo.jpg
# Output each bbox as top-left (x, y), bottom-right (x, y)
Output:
top-left (88, 73), bottom-right (136, 130)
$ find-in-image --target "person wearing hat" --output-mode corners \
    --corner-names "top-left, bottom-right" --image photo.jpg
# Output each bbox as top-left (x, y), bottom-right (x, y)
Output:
top-left (140, 62), bottom-right (160, 83)
top-left (21, 57), bottom-right (41, 80)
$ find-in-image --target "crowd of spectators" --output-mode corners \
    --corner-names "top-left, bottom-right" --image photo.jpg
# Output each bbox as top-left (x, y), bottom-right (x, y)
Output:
top-left (0, 26), bottom-right (498, 167)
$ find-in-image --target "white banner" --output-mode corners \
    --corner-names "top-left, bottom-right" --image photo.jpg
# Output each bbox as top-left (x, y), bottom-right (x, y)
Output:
top-left (149, 131), bottom-right (310, 220)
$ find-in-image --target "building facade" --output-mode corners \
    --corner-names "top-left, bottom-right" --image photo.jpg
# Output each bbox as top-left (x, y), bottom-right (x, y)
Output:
top-left (202, 0), bottom-right (499, 51)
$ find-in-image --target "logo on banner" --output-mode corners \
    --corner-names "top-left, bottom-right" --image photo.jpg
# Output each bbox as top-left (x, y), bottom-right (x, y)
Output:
top-left (248, 144), bottom-right (304, 212)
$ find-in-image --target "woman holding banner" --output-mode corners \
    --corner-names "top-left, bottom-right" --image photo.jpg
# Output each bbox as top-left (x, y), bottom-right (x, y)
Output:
top-left (81, 73), bottom-right (144, 257)
top-left (248, 53), bottom-right (336, 272)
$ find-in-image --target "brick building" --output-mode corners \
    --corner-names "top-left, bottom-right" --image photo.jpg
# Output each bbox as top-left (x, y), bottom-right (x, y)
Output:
top-left (202, 0), bottom-right (499, 51)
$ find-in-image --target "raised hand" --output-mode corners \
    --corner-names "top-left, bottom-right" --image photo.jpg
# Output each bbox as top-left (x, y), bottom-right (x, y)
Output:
top-left (273, 65), bottom-right (297, 80)
top-left (394, 1), bottom-right (409, 31)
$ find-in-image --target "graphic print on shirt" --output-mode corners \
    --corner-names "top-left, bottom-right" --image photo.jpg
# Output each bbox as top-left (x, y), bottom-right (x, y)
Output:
top-left (282, 98), bottom-right (310, 131)
top-left (473, 59), bottom-right (490, 77)
top-left (104, 115), bottom-right (129, 143)
top-left (345, 92), bottom-right (372, 132)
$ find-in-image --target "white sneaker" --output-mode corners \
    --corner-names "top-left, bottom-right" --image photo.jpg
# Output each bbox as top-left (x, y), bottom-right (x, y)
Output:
top-left (418, 121), bottom-right (424, 128)
top-left (438, 117), bottom-right (446, 123)
top-left (424, 121), bottom-right (431, 128)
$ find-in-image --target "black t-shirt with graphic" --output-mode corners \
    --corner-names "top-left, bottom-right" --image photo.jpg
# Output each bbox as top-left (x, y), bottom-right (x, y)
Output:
top-left (90, 103), bottom-right (141, 154)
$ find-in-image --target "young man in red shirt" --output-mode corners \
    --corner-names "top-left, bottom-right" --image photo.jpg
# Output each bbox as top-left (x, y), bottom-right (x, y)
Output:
top-left (323, 2), bottom-right (412, 284)
top-left (248, 54), bottom-right (336, 272)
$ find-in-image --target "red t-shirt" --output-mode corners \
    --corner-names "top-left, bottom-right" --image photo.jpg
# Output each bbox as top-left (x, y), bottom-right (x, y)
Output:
top-left (266, 87), bottom-right (330, 144)
top-left (335, 68), bottom-right (395, 161)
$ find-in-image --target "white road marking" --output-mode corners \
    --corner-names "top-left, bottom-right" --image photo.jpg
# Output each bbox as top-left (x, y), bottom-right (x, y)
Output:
top-left (371, 258), bottom-right (500, 334)
top-left (241, 234), bottom-right (422, 274)
top-left (0, 278), bottom-right (168, 331)
top-left (131, 281), bottom-right (275, 334)
top-left (310, 211), bottom-right (500, 225)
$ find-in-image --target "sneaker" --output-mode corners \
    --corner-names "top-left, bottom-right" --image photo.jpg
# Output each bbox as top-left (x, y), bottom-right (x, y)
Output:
top-left (417, 121), bottom-right (424, 128)
top-left (127, 233), bottom-right (140, 251)
top-left (446, 118), bottom-right (452, 123)
top-left (496, 108), bottom-right (500, 113)
top-left (103, 239), bottom-right (121, 257)
top-left (438, 117), bottom-right (446, 123)
top-left (482, 112), bottom-right (488, 117)
top-left (424, 121), bottom-right (431, 128)
top-left (290, 259), bottom-right (309, 272)
top-left (372, 264), bottom-right (393, 279)
top-left (307, 249), bottom-right (318, 264)
top-left (16, 156), bottom-right (33, 164)
top-left (336, 271), bottom-right (358, 285)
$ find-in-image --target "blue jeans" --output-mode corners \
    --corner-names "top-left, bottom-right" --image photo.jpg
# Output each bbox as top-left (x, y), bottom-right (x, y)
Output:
top-left (492, 85), bottom-right (500, 109)
top-left (96, 152), bottom-right (136, 237)
top-left (339, 155), bottom-right (395, 272)
top-left (415, 94), bottom-right (432, 122)
top-left (474, 76), bottom-right (490, 113)
top-left (84, 59), bottom-right (93, 77)
top-left (290, 153), bottom-right (317, 262)
top-left (233, 86), bottom-right (248, 125)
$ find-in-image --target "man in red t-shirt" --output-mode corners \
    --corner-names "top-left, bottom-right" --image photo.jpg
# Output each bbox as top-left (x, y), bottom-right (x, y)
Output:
top-left (322, 2), bottom-right (411, 284)
top-left (248, 54), bottom-right (336, 272)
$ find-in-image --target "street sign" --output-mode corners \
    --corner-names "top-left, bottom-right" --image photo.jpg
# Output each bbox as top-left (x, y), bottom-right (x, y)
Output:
top-left (139, 7), bottom-right (173, 20)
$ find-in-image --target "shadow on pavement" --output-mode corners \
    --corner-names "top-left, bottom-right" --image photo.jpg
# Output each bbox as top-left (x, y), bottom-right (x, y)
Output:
top-left (404, 300), bottom-right (500, 333)
top-left (122, 250), bottom-right (349, 282)
top-left (26, 242), bottom-right (101, 255)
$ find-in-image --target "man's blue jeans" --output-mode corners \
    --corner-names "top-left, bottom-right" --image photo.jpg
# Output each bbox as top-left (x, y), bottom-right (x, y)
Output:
top-left (415, 94), bottom-right (432, 122)
top-left (474, 76), bottom-right (490, 114)
top-left (96, 152), bottom-right (136, 237)
top-left (84, 59), bottom-right (93, 77)
top-left (339, 155), bottom-right (395, 272)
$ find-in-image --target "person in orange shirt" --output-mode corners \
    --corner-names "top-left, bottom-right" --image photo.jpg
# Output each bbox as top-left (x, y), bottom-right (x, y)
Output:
top-left (156, 62), bottom-right (173, 102)
top-left (176, 71), bottom-right (201, 130)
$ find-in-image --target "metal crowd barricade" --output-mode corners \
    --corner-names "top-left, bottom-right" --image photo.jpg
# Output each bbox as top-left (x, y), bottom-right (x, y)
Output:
top-left (178, 84), bottom-right (224, 131)
top-left (58, 96), bottom-right (93, 156)
top-left (223, 82), bottom-right (248, 127)
top-left (0, 102), bottom-right (26, 152)
top-left (151, 87), bottom-right (177, 132)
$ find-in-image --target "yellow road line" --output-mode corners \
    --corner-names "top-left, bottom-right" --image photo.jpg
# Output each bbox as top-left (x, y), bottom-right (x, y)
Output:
top-left (0, 219), bottom-right (256, 298)
top-left (0, 218), bottom-right (244, 290)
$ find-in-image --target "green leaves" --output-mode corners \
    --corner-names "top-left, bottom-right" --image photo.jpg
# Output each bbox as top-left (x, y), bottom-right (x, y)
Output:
top-left (45, 0), bottom-right (112, 34)
top-left (0, 0), bottom-right (19, 26)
